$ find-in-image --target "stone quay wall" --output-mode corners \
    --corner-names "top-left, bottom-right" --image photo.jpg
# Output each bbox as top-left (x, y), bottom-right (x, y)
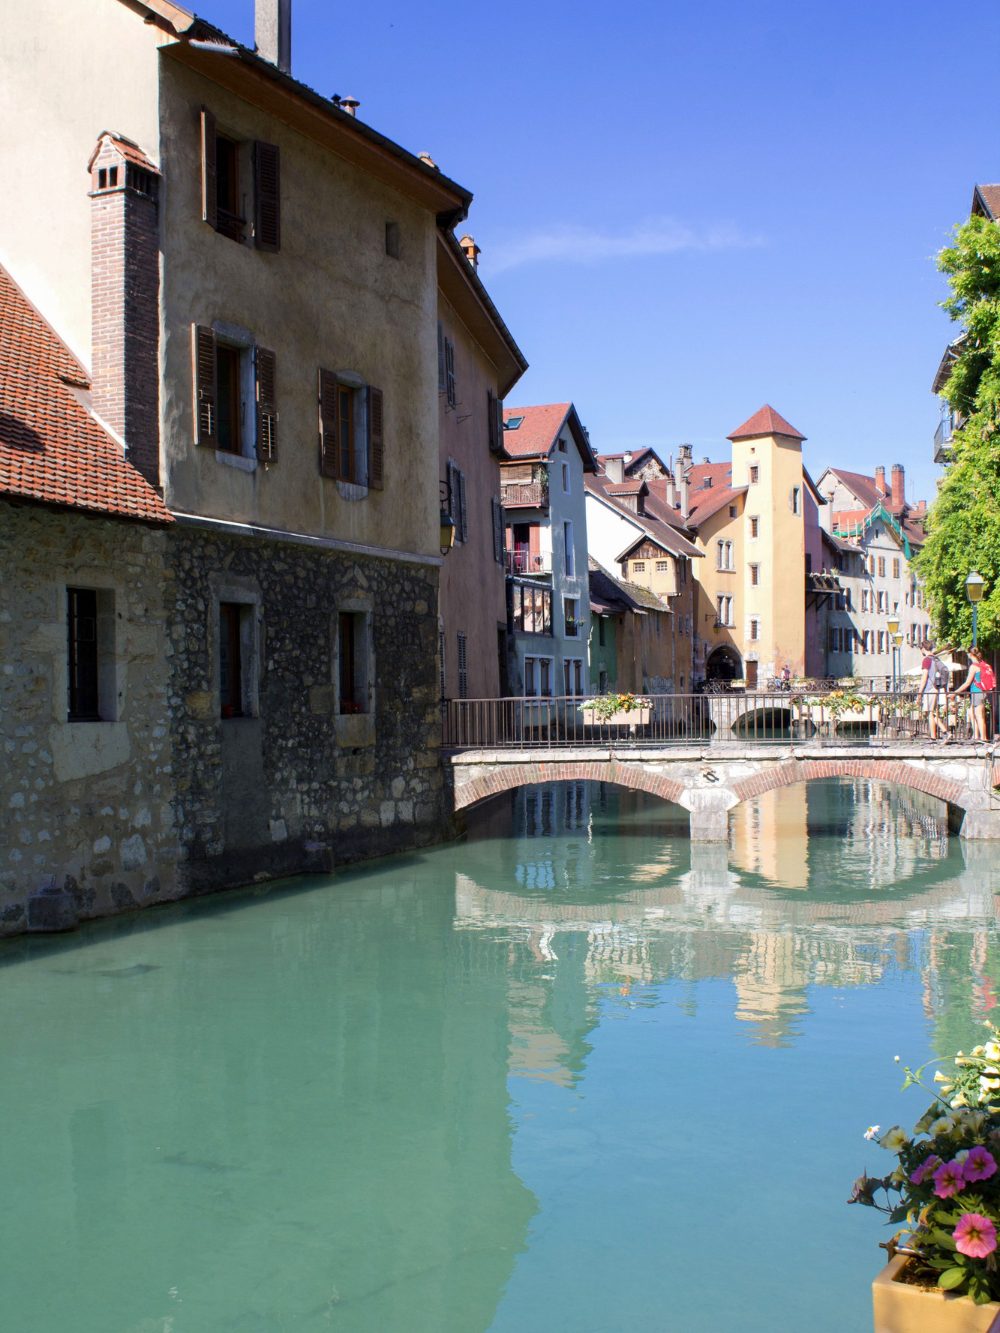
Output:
top-left (0, 502), bottom-right (177, 932)
top-left (165, 526), bottom-right (450, 897)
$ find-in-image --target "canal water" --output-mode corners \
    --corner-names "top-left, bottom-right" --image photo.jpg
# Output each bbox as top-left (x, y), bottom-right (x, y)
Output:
top-left (2, 778), bottom-right (996, 1332)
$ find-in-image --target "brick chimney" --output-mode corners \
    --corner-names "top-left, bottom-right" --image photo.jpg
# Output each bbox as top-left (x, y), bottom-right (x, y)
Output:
top-left (256, 0), bottom-right (292, 74)
top-left (891, 463), bottom-right (905, 511)
top-left (88, 133), bottom-right (161, 491)
top-left (875, 465), bottom-right (886, 496)
top-left (458, 234), bottom-right (480, 269)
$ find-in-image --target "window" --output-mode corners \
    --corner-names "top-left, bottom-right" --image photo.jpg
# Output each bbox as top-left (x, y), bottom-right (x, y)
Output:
top-left (868, 554), bottom-right (875, 575)
top-left (877, 630), bottom-right (886, 654)
top-left (562, 462), bottom-right (570, 494)
top-left (716, 594), bottom-right (734, 626)
top-left (791, 486), bottom-right (801, 515)
top-left (319, 371), bottom-right (383, 489)
top-left (598, 669), bottom-right (609, 692)
top-left (861, 588), bottom-right (870, 612)
top-left (878, 556), bottom-right (886, 577)
top-left (598, 618), bottom-right (606, 647)
top-left (749, 616), bottom-right (760, 642)
top-left (716, 540), bottom-right (734, 571)
top-left (563, 658), bottom-right (584, 696)
top-left (438, 627), bottom-right (446, 699)
top-left (877, 590), bottom-right (887, 613)
top-left (564, 597), bottom-right (580, 638)
top-left (444, 461), bottom-right (468, 543)
top-left (200, 108), bottom-right (280, 250)
top-left (457, 632), bottom-right (468, 699)
top-left (444, 337), bottom-right (456, 407)
top-left (656, 560), bottom-right (669, 573)
top-left (805, 553), bottom-right (812, 575)
top-left (749, 515), bottom-right (760, 538)
top-left (679, 558), bottom-right (688, 585)
top-left (67, 587), bottom-right (115, 721)
top-left (892, 558), bottom-right (901, 579)
top-left (523, 655), bottom-right (554, 697)
top-left (563, 521), bottom-right (575, 576)
top-left (633, 561), bottom-right (646, 574)
top-left (749, 563), bottom-right (760, 587)
top-left (385, 220), bottom-right (401, 258)
top-left (749, 465), bottom-right (759, 483)
top-left (862, 629), bottom-right (873, 655)
top-left (729, 505), bottom-right (737, 518)
top-left (218, 601), bottom-right (259, 719)
top-left (193, 326), bottom-right (277, 463)
top-left (512, 583), bottom-right (552, 635)
top-left (336, 610), bottom-right (372, 715)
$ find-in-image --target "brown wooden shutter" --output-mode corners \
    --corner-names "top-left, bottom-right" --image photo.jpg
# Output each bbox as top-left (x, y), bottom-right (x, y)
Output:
top-left (487, 390), bottom-right (500, 453)
top-left (367, 386), bottom-right (384, 490)
top-left (456, 467), bottom-right (468, 543)
top-left (437, 323), bottom-right (445, 394)
top-left (200, 108), bottom-right (217, 229)
top-left (253, 141), bottom-right (281, 252)
top-left (318, 369), bottom-right (340, 478)
top-left (492, 497), bottom-right (504, 563)
top-left (193, 324), bottom-right (217, 446)
top-left (255, 346), bottom-right (277, 463)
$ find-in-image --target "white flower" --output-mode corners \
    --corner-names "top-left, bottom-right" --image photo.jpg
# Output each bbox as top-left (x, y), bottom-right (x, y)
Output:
top-left (864, 1125), bottom-right (880, 1141)
top-left (930, 1116), bottom-right (954, 1136)
top-left (984, 1041), bottom-right (1000, 1062)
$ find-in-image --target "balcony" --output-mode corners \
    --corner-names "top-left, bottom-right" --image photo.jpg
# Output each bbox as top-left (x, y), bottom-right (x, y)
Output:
top-left (506, 550), bottom-right (551, 576)
top-left (934, 410), bottom-right (962, 463)
top-left (501, 481), bottom-right (548, 510)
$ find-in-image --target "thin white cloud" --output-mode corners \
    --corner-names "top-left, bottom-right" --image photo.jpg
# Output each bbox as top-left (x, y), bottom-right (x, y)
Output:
top-left (487, 217), bottom-right (764, 274)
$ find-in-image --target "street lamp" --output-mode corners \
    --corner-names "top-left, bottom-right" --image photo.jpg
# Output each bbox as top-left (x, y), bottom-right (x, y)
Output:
top-left (966, 570), bottom-right (986, 648)
top-left (887, 614), bottom-right (900, 690)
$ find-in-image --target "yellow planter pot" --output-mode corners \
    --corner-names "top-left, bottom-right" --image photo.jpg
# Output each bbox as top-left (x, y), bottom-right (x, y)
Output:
top-left (873, 1255), bottom-right (1000, 1333)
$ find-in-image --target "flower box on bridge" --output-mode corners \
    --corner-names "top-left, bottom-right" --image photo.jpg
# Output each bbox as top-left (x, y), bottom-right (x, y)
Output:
top-left (580, 705), bottom-right (652, 731)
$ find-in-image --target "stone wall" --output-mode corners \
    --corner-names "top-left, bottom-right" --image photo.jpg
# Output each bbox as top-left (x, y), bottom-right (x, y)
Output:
top-left (0, 502), bottom-right (176, 932)
top-left (165, 525), bottom-right (451, 896)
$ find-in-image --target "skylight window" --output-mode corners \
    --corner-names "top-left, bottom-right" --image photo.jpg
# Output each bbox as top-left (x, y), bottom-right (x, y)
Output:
top-left (504, 416), bottom-right (524, 430)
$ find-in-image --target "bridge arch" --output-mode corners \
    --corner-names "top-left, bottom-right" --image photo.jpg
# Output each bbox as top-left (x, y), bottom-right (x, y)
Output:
top-left (728, 758), bottom-right (967, 810)
top-left (454, 761), bottom-right (687, 813)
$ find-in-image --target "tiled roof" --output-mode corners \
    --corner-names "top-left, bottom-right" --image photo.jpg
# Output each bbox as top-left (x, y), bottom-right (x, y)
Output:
top-left (606, 480), bottom-right (644, 496)
top-left (686, 485), bottom-right (747, 527)
top-left (502, 402), bottom-right (597, 471)
top-left (826, 469), bottom-right (885, 512)
top-left (973, 184), bottom-right (1000, 220)
top-left (0, 264), bottom-right (171, 524)
top-left (589, 561), bottom-right (670, 615)
top-left (585, 471), bottom-right (702, 559)
top-left (87, 131), bottom-right (160, 173)
top-left (688, 460), bottom-right (732, 491)
top-left (728, 404), bottom-right (805, 442)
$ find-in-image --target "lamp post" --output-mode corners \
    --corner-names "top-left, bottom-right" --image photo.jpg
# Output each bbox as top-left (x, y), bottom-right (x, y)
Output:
top-left (966, 570), bottom-right (986, 648)
top-left (887, 614), bottom-right (900, 691)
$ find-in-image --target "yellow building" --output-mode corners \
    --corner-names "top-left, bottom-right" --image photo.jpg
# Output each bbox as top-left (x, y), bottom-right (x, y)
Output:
top-left (684, 406), bottom-right (812, 687)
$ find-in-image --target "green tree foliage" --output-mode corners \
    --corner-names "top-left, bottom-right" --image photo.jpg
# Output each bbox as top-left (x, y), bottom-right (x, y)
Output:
top-left (916, 216), bottom-right (1000, 648)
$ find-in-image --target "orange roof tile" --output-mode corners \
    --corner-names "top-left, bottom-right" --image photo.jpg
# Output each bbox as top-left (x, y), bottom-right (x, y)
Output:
top-left (0, 264), bottom-right (171, 524)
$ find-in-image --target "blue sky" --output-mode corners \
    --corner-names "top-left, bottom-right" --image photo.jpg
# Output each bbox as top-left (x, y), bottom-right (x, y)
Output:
top-left (195, 0), bottom-right (1000, 503)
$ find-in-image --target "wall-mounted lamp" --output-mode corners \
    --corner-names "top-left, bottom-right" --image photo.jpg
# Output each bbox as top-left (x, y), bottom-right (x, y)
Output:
top-left (966, 569), bottom-right (986, 648)
top-left (439, 480), bottom-right (456, 557)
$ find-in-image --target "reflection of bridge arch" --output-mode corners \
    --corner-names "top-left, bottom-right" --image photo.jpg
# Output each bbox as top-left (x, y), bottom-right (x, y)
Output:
top-left (456, 761), bottom-right (686, 814)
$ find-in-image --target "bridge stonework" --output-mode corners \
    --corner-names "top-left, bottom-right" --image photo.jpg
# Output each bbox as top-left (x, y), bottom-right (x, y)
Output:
top-left (449, 745), bottom-right (1000, 841)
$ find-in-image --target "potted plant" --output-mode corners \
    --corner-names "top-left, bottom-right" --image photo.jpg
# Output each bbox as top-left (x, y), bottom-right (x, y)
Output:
top-left (579, 692), bottom-right (652, 728)
top-left (850, 1026), bottom-right (1000, 1330)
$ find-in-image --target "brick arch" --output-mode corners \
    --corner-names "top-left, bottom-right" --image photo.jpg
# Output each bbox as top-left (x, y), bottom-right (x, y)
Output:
top-left (454, 761), bottom-right (687, 812)
top-left (730, 758), bottom-right (968, 811)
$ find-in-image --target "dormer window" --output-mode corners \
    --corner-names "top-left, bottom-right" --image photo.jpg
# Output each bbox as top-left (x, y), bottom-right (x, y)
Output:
top-left (504, 416), bottom-right (524, 431)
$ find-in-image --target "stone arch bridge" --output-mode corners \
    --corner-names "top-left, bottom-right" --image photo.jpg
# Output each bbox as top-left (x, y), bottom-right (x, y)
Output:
top-left (448, 744), bottom-right (1000, 841)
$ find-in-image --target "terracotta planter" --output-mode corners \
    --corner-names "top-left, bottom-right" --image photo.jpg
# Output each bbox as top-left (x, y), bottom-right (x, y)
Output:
top-left (581, 707), bottom-right (651, 729)
top-left (873, 1254), bottom-right (1000, 1333)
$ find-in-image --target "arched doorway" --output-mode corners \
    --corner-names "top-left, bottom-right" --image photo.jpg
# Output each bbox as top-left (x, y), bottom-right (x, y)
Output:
top-left (706, 645), bottom-right (742, 683)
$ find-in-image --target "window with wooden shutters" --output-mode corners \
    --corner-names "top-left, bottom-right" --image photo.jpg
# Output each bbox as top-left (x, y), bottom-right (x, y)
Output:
top-left (367, 386), bottom-right (384, 490)
top-left (255, 346), bottom-right (277, 464)
top-left (455, 467), bottom-right (468, 543)
top-left (457, 632), bottom-right (468, 700)
top-left (487, 389), bottom-right (504, 454)
top-left (193, 325), bottom-right (218, 446)
top-left (318, 369), bottom-right (341, 478)
top-left (200, 108), bottom-right (218, 230)
top-left (437, 323), bottom-right (446, 394)
top-left (253, 141), bottom-right (280, 251)
top-left (491, 497), bottom-right (504, 564)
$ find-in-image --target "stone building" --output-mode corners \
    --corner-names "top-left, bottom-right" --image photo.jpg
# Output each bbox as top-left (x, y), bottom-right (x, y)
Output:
top-left (0, 264), bottom-right (174, 932)
top-left (0, 0), bottom-right (488, 928)
top-left (436, 231), bottom-right (527, 700)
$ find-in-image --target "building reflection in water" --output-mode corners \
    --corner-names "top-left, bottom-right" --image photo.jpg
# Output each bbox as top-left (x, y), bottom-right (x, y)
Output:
top-left (457, 778), bottom-right (998, 1063)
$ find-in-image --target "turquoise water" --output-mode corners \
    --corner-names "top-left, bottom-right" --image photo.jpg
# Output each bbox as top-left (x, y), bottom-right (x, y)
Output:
top-left (2, 778), bottom-right (997, 1332)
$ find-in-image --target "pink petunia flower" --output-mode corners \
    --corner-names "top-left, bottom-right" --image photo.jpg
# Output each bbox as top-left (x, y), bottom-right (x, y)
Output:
top-left (963, 1147), bottom-right (998, 1183)
top-left (910, 1155), bottom-right (943, 1185)
top-left (933, 1159), bottom-right (966, 1199)
top-left (954, 1213), bottom-right (998, 1259)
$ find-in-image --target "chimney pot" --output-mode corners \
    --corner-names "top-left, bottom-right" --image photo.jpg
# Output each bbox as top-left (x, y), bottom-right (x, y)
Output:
top-left (256, 0), bottom-right (292, 74)
top-left (458, 234), bottom-right (480, 269)
top-left (340, 95), bottom-right (360, 117)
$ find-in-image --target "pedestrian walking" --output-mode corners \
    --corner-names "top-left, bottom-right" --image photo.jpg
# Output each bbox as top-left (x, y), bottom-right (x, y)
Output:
top-left (952, 646), bottom-right (994, 741)
top-left (918, 640), bottom-right (949, 741)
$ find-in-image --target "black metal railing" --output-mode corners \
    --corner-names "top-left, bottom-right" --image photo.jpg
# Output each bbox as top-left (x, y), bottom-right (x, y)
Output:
top-left (443, 690), bottom-right (990, 750)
